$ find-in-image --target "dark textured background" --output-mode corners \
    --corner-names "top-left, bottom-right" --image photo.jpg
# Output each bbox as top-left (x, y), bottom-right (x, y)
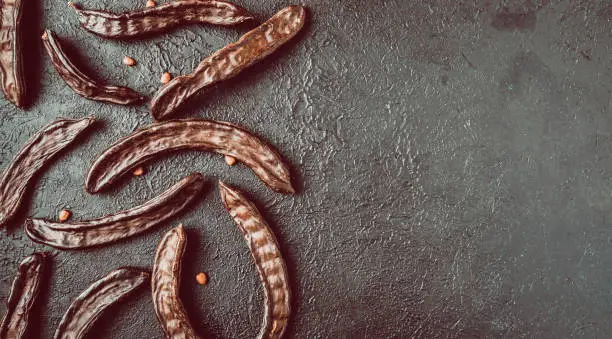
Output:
top-left (0, 0), bottom-right (611, 338)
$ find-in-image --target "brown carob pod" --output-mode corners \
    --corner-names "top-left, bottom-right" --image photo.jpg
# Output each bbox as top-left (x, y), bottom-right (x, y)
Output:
top-left (152, 225), bottom-right (201, 338)
top-left (25, 173), bottom-right (206, 249)
top-left (0, 117), bottom-right (95, 228)
top-left (85, 119), bottom-right (295, 194)
top-left (53, 267), bottom-right (150, 339)
top-left (0, 253), bottom-right (47, 339)
top-left (219, 182), bottom-right (291, 339)
top-left (150, 5), bottom-right (306, 120)
top-left (71, 0), bottom-right (254, 39)
top-left (42, 30), bottom-right (145, 105)
top-left (0, 0), bottom-right (26, 106)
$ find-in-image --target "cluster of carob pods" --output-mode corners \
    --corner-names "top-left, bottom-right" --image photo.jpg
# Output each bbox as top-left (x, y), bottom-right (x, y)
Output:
top-left (0, 1), bottom-right (306, 338)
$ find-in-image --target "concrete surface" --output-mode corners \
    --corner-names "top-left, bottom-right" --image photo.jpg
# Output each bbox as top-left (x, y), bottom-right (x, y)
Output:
top-left (0, 0), bottom-right (611, 338)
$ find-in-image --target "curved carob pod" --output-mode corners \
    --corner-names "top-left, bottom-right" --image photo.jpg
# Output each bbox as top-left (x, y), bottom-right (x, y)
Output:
top-left (219, 182), bottom-right (291, 339)
top-left (0, 0), bottom-right (26, 107)
top-left (85, 119), bottom-right (295, 194)
top-left (42, 29), bottom-right (145, 105)
top-left (71, 0), bottom-right (254, 39)
top-left (0, 117), bottom-right (95, 228)
top-left (152, 225), bottom-right (201, 338)
top-left (25, 173), bottom-right (206, 249)
top-left (150, 5), bottom-right (307, 120)
top-left (53, 267), bottom-right (150, 339)
top-left (0, 253), bottom-right (47, 339)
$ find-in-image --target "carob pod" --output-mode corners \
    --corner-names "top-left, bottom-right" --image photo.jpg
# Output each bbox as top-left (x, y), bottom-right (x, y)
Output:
top-left (85, 119), bottom-right (295, 194)
top-left (0, 117), bottom-right (95, 228)
top-left (25, 173), bottom-right (206, 249)
top-left (53, 267), bottom-right (150, 339)
top-left (71, 0), bottom-right (254, 39)
top-left (150, 5), bottom-right (307, 120)
top-left (219, 182), bottom-right (291, 339)
top-left (0, 253), bottom-right (47, 339)
top-left (152, 225), bottom-right (201, 338)
top-left (0, 0), bottom-right (26, 106)
top-left (42, 29), bottom-right (145, 105)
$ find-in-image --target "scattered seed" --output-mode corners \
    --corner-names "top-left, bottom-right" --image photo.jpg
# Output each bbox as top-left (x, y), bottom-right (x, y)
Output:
top-left (195, 272), bottom-right (207, 285)
top-left (160, 72), bottom-right (172, 84)
top-left (58, 210), bottom-right (71, 222)
top-left (224, 155), bottom-right (236, 166)
top-left (161, 72), bottom-right (172, 84)
top-left (146, 0), bottom-right (156, 7)
top-left (67, 2), bottom-right (75, 8)
top-left (133, 167), bottom-right (145, 176)
top-left (123, 56), bottom-right (136, 66)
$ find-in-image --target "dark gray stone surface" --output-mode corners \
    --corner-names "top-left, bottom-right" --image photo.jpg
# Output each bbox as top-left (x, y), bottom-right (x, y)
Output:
top-left (0, 0), bottom-right (611, 338)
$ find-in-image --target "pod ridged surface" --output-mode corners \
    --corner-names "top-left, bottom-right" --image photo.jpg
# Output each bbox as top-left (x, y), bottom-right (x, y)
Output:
top-left (152, 225), bottom-right (201, 339)
top-left (0, 0), bottom-right (26, 106)
top-left (220, 182), bottom-right (291, 339)
top-left (53, 267), bottom-right (150, 339)
top-left (0, 253), bottom-right (46, 339)
top-left (73, 0), bottom-right (254, 39)
top-left (42, 30), bottom-right (145, 105)
top-left (0, 117), bottom-right (95, 228)
top-left (25, 173), bottom-right (206, 249)
top-left (85, 119), bottom-right (294, 194)
top-left (150, 5), bottom-right (307, 120)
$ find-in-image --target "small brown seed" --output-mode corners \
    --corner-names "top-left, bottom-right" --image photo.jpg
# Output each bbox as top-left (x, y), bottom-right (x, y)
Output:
top-left (123, 56), bottom-right (136, 66)
top-left (224, 155), bottom-right (236, 166)
top-left (160, 72), bottom-right (172, 84)
top-left (133, 167), bottom-right (145, 176)
top-left (146, 0), bottom-right (156, 7)
top-left (67, 1), bottom-right (75, 8)
top-left (196, 272), bottom-right (208, 285)
top-left (58, 210), bottom-right (71, 222)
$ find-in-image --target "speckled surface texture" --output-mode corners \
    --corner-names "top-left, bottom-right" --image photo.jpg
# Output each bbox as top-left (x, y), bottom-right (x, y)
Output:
top-left (0, 0), bottom-right (611, 338)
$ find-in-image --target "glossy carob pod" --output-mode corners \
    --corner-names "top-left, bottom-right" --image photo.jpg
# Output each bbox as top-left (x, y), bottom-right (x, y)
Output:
top-left (42, 30), bottom-right (145, 105)
top-left (0, 117), bottom-right (95, 228)
top-left (219, 182), bottom-right (291, 339)
top-left (150, 5), bottom-right (306, 120)
top-left (85, 119), bottom-right (295, 194)
top-left (72, 0), bottom-right (254, 39)
top-left (26, 173), bottom-right (206, 249)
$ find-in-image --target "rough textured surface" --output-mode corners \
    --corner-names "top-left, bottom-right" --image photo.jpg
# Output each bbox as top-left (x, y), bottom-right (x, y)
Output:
top-left (0, 0), bottom-right (611, 338)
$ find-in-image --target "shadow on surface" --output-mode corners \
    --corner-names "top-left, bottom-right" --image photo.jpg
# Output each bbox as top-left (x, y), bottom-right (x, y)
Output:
top-left (20, 0), bottom-right (43, 108)
top-left (180, 227), bottom-right (217, 338)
